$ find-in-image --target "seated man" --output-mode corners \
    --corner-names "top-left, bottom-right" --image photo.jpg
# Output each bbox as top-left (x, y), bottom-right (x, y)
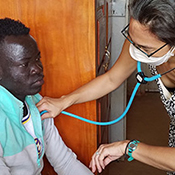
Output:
top-left (0, 18), bottom-right (93, 175)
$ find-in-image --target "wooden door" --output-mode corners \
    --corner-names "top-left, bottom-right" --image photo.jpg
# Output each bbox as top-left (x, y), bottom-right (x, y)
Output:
top-left (96, 0), bottom-right (111, 145)
top-left (0, 0), bottom-right (97, 174)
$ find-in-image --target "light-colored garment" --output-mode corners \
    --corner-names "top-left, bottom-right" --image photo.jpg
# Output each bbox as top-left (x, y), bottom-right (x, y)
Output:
top-left (22, 103), bottom-right (43, 158)
top-left (157, 78), bottom-right (172, 100)
top-left (0, 85), bottom-right (93, 175)
top-left (149, 65), bottom-right (175, 175)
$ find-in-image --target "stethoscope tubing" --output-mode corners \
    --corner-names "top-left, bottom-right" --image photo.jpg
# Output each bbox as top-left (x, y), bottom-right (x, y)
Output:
top-left (41, 82), bottom-right (140, 125)
top-left (40, 61), bottom-right (163, 125)
top-left (60, 82), bottom-right (140, 125)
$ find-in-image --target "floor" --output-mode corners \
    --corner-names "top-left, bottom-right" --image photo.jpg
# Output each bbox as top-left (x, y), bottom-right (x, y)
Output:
top-left (101, 92), bottom-right (170, 175)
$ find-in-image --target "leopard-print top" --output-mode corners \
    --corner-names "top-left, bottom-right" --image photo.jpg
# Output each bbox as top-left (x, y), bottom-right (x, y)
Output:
top-left (149, 65), bottom-right (175, 175)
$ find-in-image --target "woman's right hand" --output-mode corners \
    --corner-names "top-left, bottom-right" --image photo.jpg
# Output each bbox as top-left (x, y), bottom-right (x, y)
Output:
top-left (89, 141), bottom-right (128, 173)
top-left (36, 96), bottom-right (67, 120)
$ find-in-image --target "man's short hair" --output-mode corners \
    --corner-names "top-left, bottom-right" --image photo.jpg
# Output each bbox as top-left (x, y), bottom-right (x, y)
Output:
top-left (0, 18), bottom-right (30, 40)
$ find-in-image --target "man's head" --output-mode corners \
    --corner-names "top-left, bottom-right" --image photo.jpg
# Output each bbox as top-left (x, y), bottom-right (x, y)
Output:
top-left (0, 18), bottom-right (44, 101)
top-left (129, 0), bottom-right (175, 46)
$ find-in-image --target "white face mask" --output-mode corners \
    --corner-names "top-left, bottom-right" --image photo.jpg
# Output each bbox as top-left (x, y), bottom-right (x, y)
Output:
top-left (129, 44), bottom-right (175, 66)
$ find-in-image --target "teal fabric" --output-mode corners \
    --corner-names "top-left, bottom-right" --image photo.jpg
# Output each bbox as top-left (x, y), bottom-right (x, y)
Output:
top-left (0, 85), bottom-right (44, 160)
top-left (0, 85), bottom-right (94, 175)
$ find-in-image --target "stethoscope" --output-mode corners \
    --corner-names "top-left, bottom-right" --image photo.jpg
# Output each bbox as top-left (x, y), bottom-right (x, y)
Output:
top-left (40, 61), bottom-right (175, 125)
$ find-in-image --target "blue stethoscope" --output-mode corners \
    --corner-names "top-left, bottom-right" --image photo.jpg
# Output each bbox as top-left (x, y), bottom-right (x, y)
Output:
top-left (40, 61), bottom-right (174, 125)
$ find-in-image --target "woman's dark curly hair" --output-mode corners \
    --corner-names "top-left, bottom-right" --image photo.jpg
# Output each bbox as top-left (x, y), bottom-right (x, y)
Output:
top-left (0, 18), bottom-right (30, 40)
top-left (129, 0), bottom-right (175, 46)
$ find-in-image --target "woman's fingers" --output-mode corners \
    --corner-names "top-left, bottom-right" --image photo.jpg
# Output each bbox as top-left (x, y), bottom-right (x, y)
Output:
top-left (36, 97), bottom-right (62, 119)
top-left (90, 145), bottom-right (109, 173)
top-left (90, 151), bottom-right (103, 173)
top-left (90, 142), bottom-right (126, 173)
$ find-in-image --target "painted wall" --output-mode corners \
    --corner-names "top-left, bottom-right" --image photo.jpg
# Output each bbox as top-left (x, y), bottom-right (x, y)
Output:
top-left (109, 0), bottom-right (129, 142)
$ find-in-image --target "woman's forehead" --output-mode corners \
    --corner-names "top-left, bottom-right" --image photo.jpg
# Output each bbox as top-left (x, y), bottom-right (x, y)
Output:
top-left (129, 18), bottom-right (165, 47)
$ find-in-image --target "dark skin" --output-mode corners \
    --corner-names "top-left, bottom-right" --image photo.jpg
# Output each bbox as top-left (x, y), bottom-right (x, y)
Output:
top-left (0, 34), bottom-right (44, 102)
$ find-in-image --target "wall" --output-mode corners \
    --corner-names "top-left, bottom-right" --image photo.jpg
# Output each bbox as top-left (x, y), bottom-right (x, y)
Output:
top-left (109, 0), bottom-right (129, 142)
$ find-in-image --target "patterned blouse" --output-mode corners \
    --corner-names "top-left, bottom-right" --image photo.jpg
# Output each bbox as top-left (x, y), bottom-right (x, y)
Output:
top-left (149, 65), bottom-right (175, 175)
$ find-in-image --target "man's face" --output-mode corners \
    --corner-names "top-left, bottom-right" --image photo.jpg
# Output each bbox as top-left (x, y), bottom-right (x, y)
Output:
top-left (0, 35), bottom-right (44, 101)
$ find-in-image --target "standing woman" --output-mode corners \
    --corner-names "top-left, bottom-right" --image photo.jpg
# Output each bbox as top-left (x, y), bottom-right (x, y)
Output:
top-left (37, 0), bottom-right (175, 174)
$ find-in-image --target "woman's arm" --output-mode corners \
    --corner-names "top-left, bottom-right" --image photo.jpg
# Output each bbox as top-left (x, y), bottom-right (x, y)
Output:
top-left (89, 140), bottom-right (175, 173)
top-left (37, 40), bottom-right (137, 119)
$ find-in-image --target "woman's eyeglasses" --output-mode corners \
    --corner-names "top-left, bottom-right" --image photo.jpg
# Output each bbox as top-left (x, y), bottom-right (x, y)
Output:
top-left (121, 24), bottom-right (167, 57)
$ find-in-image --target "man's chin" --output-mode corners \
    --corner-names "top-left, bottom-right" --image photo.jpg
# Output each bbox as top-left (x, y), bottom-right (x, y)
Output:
top-left (29, 86), bottom-right (42, 95)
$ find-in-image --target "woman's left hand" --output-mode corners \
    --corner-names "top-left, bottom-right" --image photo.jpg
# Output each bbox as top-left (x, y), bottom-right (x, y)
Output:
top-left (89, 141), bottom-right (128, 173)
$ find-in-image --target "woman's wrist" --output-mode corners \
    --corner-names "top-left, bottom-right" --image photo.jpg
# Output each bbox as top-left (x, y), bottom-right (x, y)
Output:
top-left (117, 140), bottom-right (130, 156)
top-left (61, 93), bottom-right (79, 109)
top-left (124, 139), bottom-right (140, 161)
top-left (123, 140), bottom-right (130, 155)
